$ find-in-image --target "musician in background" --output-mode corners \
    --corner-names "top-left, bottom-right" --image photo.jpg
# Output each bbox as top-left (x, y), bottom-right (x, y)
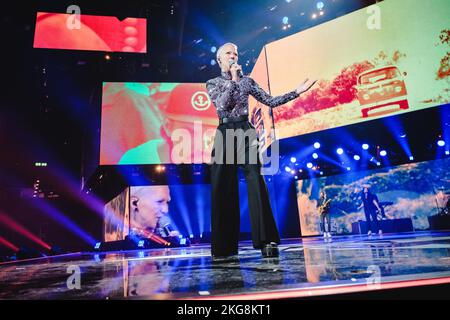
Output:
top-left (317, 190), bottom-right (332, 239)
top-left (358, 186), bottom-right (383, 236)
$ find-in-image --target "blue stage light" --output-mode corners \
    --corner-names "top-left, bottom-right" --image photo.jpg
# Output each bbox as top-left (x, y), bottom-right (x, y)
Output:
top-left (94, 242), bottom-right (101, 250)
top-left (362, 144), bottom-right (369, 150)
top-left (437, 140), bottom-right (445, 147)
top-left (307, 163), bottom-right (313, 169)
top-left (210, 59), bottom-right (216, 66)
top-left (380, 150), bottom-right (387, 157)
top-left (336, 148), bottom-right (344, 155)
top-left (317, 2), bottom-right (324, 10)
top-left (409, 156), bottom-right (414, 161)
top-left (285, 166), bottom-right (291, 172)
top-left (290, 157), bottom-right (297, 163)
top-left (446, 151), bottom-right (450, 155)
top-left (312, 153), bottom-right (319, 159)
top-left (180, 238), bottom-right (187, 245)
top-left (282, 16), bottom-right (289, 24)
top-left (210, 46), bottom-right (217, 53)
top-left (138, 240), bottom-right (145, 248)
top-left (354, 155), bottom-right (361, 161)
top-left (314, 142), bottom-right (321, 149)
top-left (347, 167), bottom-right (351, 171)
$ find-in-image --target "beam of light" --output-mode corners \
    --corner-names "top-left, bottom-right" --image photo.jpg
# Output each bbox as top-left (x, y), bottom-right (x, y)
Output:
top-left (383, 117), bottom-right (413, 159)
top-left (317, 153), bottom-right (347, 169)
top-left (1, 115), bottom-right (108, 245)
top-left (288, 145), bottom-right (316, 163)
top-left (28, 198), bottom-right (97, 245)
top-left (170, 186), bottom-right (193, 236)
top-left (0, 235), bottom-right (19, 252)
top-left (0, 212), bottom-right (51, 250)
top-left (195, 184), bottom-right (205, 235)
top-left (0, 170), bottom-right (98, 246)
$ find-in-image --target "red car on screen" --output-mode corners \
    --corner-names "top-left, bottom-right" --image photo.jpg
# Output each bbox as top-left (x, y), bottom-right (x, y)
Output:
top-left (355, 65), bottom-right (409, 118)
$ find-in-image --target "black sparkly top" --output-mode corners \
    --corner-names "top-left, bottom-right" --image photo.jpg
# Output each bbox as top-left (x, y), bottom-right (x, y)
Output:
top-left (206, 71), bottom-right (300, 120)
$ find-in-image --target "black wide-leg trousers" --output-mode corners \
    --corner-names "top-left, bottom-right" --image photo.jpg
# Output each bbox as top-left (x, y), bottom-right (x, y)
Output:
top-left (210, 120), bottom-right (280, 257)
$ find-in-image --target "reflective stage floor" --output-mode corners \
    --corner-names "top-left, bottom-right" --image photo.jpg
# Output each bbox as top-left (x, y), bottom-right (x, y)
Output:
top-left (1, 231), bottom-right (450, 299)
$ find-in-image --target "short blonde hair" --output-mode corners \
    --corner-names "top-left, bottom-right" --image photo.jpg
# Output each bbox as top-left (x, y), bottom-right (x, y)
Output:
top-left (216, 42), bottom-right (238, 63)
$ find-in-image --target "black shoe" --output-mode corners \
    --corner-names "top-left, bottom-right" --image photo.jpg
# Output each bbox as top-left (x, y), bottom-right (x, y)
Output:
top-left (211, 254), bottom-right (239, 263)
top-left (261, 242), bottom-right (279, 258)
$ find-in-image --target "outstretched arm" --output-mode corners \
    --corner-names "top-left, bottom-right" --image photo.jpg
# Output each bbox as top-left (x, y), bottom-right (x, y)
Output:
top-left (249, 78), bottom-right (317, 108)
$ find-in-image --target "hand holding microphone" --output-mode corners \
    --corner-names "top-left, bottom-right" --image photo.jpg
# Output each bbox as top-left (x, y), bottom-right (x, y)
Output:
top-left (229, 60), bottom-right (243, 81)
top-left (157, 215), bottom-right (180, 237)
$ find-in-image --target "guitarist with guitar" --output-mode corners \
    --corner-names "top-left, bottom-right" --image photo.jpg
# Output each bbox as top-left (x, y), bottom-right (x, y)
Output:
top-left (318, 191), bottom-right (332, 240)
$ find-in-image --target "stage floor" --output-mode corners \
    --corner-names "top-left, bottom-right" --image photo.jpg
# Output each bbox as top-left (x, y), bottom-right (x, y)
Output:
top-left (1, 231), bottom-right (450, 299)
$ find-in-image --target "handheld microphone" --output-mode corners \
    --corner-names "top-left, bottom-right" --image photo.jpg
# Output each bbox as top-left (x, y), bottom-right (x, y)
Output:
top-left (229, 59), bottom-right (243, 78)
top-left (157, 215), bottom-right (174, 237)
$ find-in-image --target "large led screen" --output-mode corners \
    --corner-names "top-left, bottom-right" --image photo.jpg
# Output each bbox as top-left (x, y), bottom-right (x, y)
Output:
top-left (249, 47), bottom-right (276, 152)
top-left (34, 12), bottom-right (147, 53)
top-left (104, 187), bottom-right (130, 242)
top-left (296, 157), bottom-right (450, 236)
top-left (252, 0), bottom-right (449, 139)
top-left (103, 183), bottom-right (262, 242)
top-left (100, 82), bottom-right (219, 165)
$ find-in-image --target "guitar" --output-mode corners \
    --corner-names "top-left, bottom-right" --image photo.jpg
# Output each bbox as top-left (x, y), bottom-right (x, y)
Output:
top-left (318, 199), bottom-right (331, 215)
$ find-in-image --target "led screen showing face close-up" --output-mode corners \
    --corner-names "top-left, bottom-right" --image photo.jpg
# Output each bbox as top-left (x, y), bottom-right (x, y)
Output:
top-left (34, 12), bottom-right (147, 53)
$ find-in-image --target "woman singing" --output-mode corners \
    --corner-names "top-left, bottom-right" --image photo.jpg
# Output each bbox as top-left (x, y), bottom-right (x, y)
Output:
top-left (206, 42), bottom-right (316, 261)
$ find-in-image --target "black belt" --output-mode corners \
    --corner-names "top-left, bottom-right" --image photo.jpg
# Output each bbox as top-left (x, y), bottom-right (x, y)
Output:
top-left (219, 115), bottom-right (248, 124)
